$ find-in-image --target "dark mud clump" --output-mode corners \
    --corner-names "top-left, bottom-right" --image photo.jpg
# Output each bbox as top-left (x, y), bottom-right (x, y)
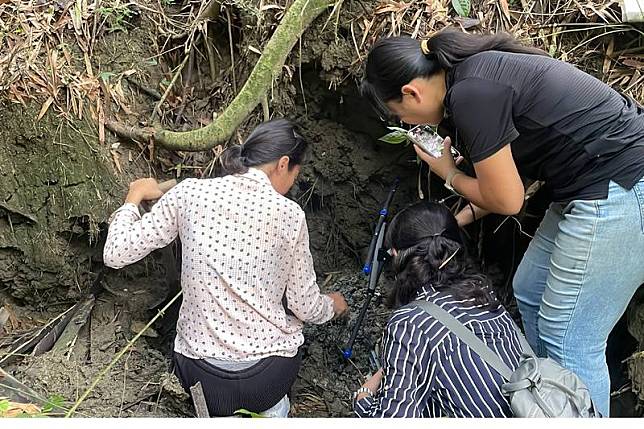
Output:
top-left (290, 67), bottom-right (420, 272)
top-left (291, 271), bottom-right (392, 417)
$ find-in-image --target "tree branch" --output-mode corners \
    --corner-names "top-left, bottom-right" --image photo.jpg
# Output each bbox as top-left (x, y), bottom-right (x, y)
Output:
top-left (106, 0), bottom-right (333, 151)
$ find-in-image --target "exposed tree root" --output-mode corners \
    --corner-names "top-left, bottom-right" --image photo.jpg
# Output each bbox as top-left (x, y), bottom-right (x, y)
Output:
top-left (107, 0), bottom-right (334, 152)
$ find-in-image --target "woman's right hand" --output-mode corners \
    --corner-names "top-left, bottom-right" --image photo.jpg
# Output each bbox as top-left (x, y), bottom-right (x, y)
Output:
top-left (328, 292), bottom-right (349, 318)
top-left (413, 136), bottom-right (461, 181)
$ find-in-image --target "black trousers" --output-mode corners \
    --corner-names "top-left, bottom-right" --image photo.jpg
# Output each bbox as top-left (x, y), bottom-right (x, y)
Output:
top-left (173, 351), bottom-right (301, 417)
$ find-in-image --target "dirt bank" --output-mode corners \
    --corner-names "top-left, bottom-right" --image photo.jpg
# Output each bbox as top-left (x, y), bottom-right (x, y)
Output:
top-left (5, 269), bottom-right (387, 417)
top-left (0, 103), bottom-right (119, 305)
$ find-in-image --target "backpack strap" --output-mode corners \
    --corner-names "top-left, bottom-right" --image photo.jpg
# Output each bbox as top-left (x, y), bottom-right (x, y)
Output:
top-left (411, 300), bottom-right (516, 381)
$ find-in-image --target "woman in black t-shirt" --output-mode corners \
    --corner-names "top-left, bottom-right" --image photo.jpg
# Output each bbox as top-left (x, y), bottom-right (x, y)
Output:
top-left (360, 29), bottom-right (644, 417)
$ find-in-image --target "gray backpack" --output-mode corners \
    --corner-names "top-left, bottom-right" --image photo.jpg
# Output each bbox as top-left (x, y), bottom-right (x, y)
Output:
top-left (413, 300), bottom-right (598, 418)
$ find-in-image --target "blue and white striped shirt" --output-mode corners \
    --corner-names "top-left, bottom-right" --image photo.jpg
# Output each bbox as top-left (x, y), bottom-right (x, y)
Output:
top-left (354, 285), bottom-right (523, 418)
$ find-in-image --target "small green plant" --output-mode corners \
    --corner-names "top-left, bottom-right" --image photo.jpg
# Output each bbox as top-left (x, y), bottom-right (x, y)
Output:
top-left (452, 0), bottom-right (471, 17)
top-left (98, 3), bottom-right (137, 33)
top-left (0, 394), bottom-right (65, 418)
top-left (234, 408), bottom-right (266, 418)
top-left (380, 125), bottom-right (453, 160)
top-left (42, 394), bottom-right (65, 415)
top-left (378, 126), bottom-right (410, 145)
top-left (98, 71), bottom-right (117, 83)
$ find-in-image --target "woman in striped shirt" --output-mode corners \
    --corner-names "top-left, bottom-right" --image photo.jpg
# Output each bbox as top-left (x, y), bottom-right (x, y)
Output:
top-left (353, 201), bottom-right (523, 417)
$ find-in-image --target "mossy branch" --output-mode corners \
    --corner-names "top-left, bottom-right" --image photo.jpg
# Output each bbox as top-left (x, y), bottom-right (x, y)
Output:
top-left (109, 0), bottom-right (334, 151)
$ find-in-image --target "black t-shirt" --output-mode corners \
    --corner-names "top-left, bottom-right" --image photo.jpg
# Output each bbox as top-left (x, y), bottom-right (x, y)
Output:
top-left (444, 51), bottom-right (644, 202)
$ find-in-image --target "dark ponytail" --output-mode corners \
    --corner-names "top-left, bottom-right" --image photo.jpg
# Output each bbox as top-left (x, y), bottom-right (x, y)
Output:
top-left (427, 28), bottom-right (548, 69)
top-left (385, 201), bottom-right (497, 309)
top-left (361, 28), bottom-right (547, 119)
top-left (219, 144), bottom-right (246, 175)
top-left (219, 118), bottom-right (309, 176)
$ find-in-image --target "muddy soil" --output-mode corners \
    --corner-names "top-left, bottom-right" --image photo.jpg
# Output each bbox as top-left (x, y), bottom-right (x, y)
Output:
top-left (0, 103), bottom-right (118, 305)
top-left (5, 269), bottom-right (388, 417)
top-left (292, 271), bottom-right (392, 417)
top-left (1, 46), bottom-right (423, 419)
top-left (3, 243), bottom-right (185, 416)
top-left (14, 325), bottom-right (192, 418)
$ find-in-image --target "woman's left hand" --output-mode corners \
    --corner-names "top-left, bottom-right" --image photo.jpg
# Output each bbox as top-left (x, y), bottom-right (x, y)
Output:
top-left (413, 136), bottom-right (462, 180)
top-left (357, 369), bottom-right (384, 401)
top-left (125, 178), bottom-right (165, 205)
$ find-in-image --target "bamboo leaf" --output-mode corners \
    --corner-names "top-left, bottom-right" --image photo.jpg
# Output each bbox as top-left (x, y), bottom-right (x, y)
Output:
top-left (499, 0), bottom-right (511, 21)
top-left (36, 96), bottom-right (55, 120)
top-left (452, 0), bottom-right (471, 17)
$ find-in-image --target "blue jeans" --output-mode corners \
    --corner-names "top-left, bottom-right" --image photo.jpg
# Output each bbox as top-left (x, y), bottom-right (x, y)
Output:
top-left (513, 179), bottom-right (644, 417)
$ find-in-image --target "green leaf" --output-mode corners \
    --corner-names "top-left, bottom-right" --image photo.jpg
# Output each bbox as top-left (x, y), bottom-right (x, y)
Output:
top-left (0, 399), bottom-right (10, 414)
top-left (378, 130), bottom-right (409, 145)
top-left (234, 408), bottom-right (265, 418)
top-left (452, 0), bottom-right (471, 17)
top-left (98, 71), bottom-right (116, 83)
top-left (43, 394), bottom-right (64, 414)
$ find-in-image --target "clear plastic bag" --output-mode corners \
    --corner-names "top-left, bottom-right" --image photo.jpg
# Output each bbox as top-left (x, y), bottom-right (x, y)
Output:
top-left (407, 125), bottom-right (460, 158)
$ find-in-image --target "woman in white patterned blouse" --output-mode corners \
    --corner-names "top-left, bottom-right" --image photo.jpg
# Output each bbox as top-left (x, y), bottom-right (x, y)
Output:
top-left (104, 119), bottom-right (348, 417)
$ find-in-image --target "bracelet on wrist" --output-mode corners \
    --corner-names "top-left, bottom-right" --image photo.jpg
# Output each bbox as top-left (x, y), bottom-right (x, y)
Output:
top-left (352, 386), bottom-right (374, 402)
top-left (445, 169), bottom-right (464, 194)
